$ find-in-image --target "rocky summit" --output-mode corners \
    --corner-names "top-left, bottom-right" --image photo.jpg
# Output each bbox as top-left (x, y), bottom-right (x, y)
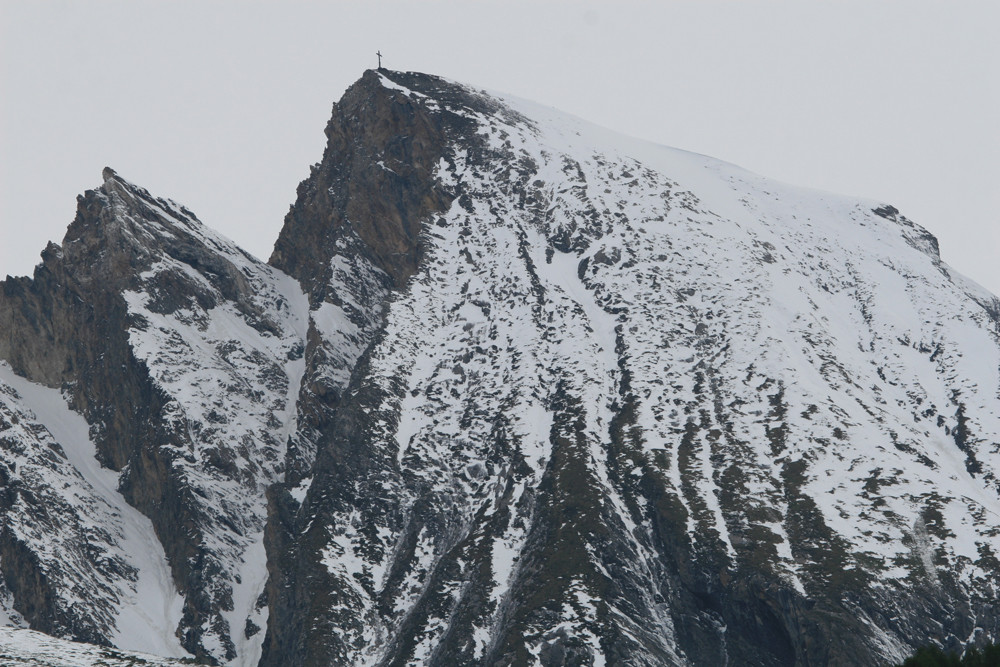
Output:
top-left (1, 70), bottom-right (998, 667)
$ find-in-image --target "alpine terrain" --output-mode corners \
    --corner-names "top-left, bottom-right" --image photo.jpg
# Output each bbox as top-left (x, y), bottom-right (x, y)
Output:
top-left (1, 69), bottom-right (998, 667)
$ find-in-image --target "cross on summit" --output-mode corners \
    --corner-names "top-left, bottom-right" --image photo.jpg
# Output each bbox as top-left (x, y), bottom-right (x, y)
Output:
top-left (377, 50), bottom-right (383, 70)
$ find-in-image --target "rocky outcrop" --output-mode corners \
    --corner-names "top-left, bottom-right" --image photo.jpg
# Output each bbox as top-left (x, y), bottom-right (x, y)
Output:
top-left (267, 70), bottom-right (471, 484)
top-left (260, 69), bottom-right (466, 666)
top-left (0, 170), bottom-right (307, 664)
top-left (270, 70), bottom-right (461, 294)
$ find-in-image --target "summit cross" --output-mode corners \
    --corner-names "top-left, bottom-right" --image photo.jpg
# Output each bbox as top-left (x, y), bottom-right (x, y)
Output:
top-left (377, 51), bottom-right (383, 69)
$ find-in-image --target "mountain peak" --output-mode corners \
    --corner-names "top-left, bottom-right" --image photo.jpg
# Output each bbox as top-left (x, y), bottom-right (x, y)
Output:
top-left (0, 164), bottom-right (309, 662)
top-left (262, 71), bottom-right (1000, 667)
top-left (89, 168), bottom-right (200, 232)
top-left (269, 67), bottom-right (458, 297)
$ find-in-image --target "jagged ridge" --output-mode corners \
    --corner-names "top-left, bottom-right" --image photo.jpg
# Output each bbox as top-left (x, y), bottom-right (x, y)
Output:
top-left (0, 168), bottom-right (309, 664)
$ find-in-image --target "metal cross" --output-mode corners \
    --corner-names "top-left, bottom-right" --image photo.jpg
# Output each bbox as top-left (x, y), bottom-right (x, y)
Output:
top-left (377, 51), bottom-right (383, 69)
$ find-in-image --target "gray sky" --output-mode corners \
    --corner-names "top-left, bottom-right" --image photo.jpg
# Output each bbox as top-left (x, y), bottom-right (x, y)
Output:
top-left (3, 1), bottom-right (998, 296)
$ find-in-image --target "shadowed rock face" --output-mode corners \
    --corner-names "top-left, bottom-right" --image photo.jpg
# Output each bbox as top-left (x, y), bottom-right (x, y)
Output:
top-left (270, 69), bottom-right (458, 297)
top-left (1, 183), bottom-right (156, 466)
top-left (0, 176), bottom-right (180, 649)
top-left (0, 177), bottom-right (182, 642)
top-left (261, 69), bottom-right (465, 667)
top-left (266, 70), bottom-right (465, 485)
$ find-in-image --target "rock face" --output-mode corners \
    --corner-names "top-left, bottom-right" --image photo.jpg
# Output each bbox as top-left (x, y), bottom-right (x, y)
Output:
top-left (2, 70), bottom-right (1000, 667)
top-left (267, 69), bottom-right (458, 483)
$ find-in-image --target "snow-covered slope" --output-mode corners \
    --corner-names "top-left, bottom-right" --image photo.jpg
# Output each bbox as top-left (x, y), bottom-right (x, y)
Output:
top-left (264, 70), bottom-right (1000, 667)
top-left (0, 362), bottom-right (185, 657)
top-left (0, 625), bottom-right (207, 667)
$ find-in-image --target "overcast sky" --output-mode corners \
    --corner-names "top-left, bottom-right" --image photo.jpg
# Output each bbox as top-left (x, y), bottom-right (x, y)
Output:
top-left (2, 1), bottom-right (998, 296)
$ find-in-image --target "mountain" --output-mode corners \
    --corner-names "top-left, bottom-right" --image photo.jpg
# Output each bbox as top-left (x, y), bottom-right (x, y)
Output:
top-left (2, 69), bottom-right (999, 667)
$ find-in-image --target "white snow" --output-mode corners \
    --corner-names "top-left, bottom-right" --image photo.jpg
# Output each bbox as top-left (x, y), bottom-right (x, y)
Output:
top-left (0, 626), bottom-right (197, 667)
top-left (0, 363), bottom-right (187, 658)
top-left (223, 532), bottom-right (270, 667)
